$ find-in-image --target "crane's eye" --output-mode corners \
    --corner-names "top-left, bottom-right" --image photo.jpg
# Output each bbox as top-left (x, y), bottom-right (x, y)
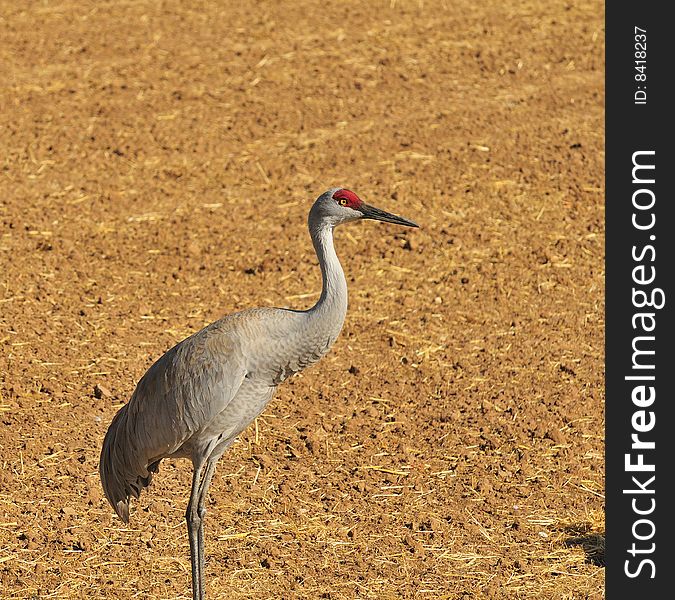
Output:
top-left (338, 198), bottom-right (348, 206)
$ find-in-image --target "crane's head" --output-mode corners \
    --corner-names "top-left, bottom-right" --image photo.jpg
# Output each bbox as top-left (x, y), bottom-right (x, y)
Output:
top-left (310, 187), bottom-right (419, 229)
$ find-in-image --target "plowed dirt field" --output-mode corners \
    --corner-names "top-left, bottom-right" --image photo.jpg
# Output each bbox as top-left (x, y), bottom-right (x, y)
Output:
top-left (1, 1), bottom-right (604, 598)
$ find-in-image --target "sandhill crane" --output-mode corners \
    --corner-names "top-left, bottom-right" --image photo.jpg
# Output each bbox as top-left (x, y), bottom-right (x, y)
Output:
top-left (99, 187), bottom-right (418, 599)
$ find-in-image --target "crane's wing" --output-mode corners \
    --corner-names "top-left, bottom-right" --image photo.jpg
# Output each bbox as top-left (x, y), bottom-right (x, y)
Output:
top-left (99, 325), bottom-right (247, 523)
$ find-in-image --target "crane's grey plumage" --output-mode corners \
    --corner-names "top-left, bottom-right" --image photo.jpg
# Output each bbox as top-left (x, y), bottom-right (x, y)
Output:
top-left (99, 187), bottom-right (418, 599)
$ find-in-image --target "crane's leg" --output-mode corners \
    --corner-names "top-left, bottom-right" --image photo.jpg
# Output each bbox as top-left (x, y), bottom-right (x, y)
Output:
top-left (186, 452), bottom-right (222, 600)
top-left (195, 456), bottom-right (220, 591)
top-left (186, 461), bottom-right (206, 600)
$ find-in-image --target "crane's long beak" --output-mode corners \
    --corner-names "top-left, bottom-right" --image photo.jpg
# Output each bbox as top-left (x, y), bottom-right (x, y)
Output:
top-left (359, 203), bottom-right (419, 228)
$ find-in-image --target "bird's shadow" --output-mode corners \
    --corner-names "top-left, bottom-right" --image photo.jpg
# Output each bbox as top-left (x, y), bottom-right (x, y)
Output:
top-left (563, 523), bottom-right (605, 567)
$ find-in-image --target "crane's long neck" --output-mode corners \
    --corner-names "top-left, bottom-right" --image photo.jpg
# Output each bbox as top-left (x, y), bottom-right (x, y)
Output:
top-left (261, 216), bottom-right (347, 385)
top-left (307, 217), bottom-right (348, 329)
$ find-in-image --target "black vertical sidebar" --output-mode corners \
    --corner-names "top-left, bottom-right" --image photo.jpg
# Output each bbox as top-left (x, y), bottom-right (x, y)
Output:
top-left (606, 4), bottom-right (672, 597)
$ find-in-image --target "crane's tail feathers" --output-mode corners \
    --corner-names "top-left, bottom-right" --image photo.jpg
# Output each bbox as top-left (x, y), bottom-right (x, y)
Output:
top-left (99, 406), bottom-right (160, 523)
top-left (115, 499), bottom-right (130, 524)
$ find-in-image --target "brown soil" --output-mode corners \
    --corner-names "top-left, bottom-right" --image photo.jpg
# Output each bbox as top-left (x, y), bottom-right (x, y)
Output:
top-left (0, 1), bottom-right (604, 598)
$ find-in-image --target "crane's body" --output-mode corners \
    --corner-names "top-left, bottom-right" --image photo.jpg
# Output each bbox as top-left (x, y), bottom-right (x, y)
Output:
top-left (100, 188), bottom-right (417, 599)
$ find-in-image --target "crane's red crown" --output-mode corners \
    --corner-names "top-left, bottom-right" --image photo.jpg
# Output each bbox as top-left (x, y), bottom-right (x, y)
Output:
top-left (332, 189), bottom-right (363, 210)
